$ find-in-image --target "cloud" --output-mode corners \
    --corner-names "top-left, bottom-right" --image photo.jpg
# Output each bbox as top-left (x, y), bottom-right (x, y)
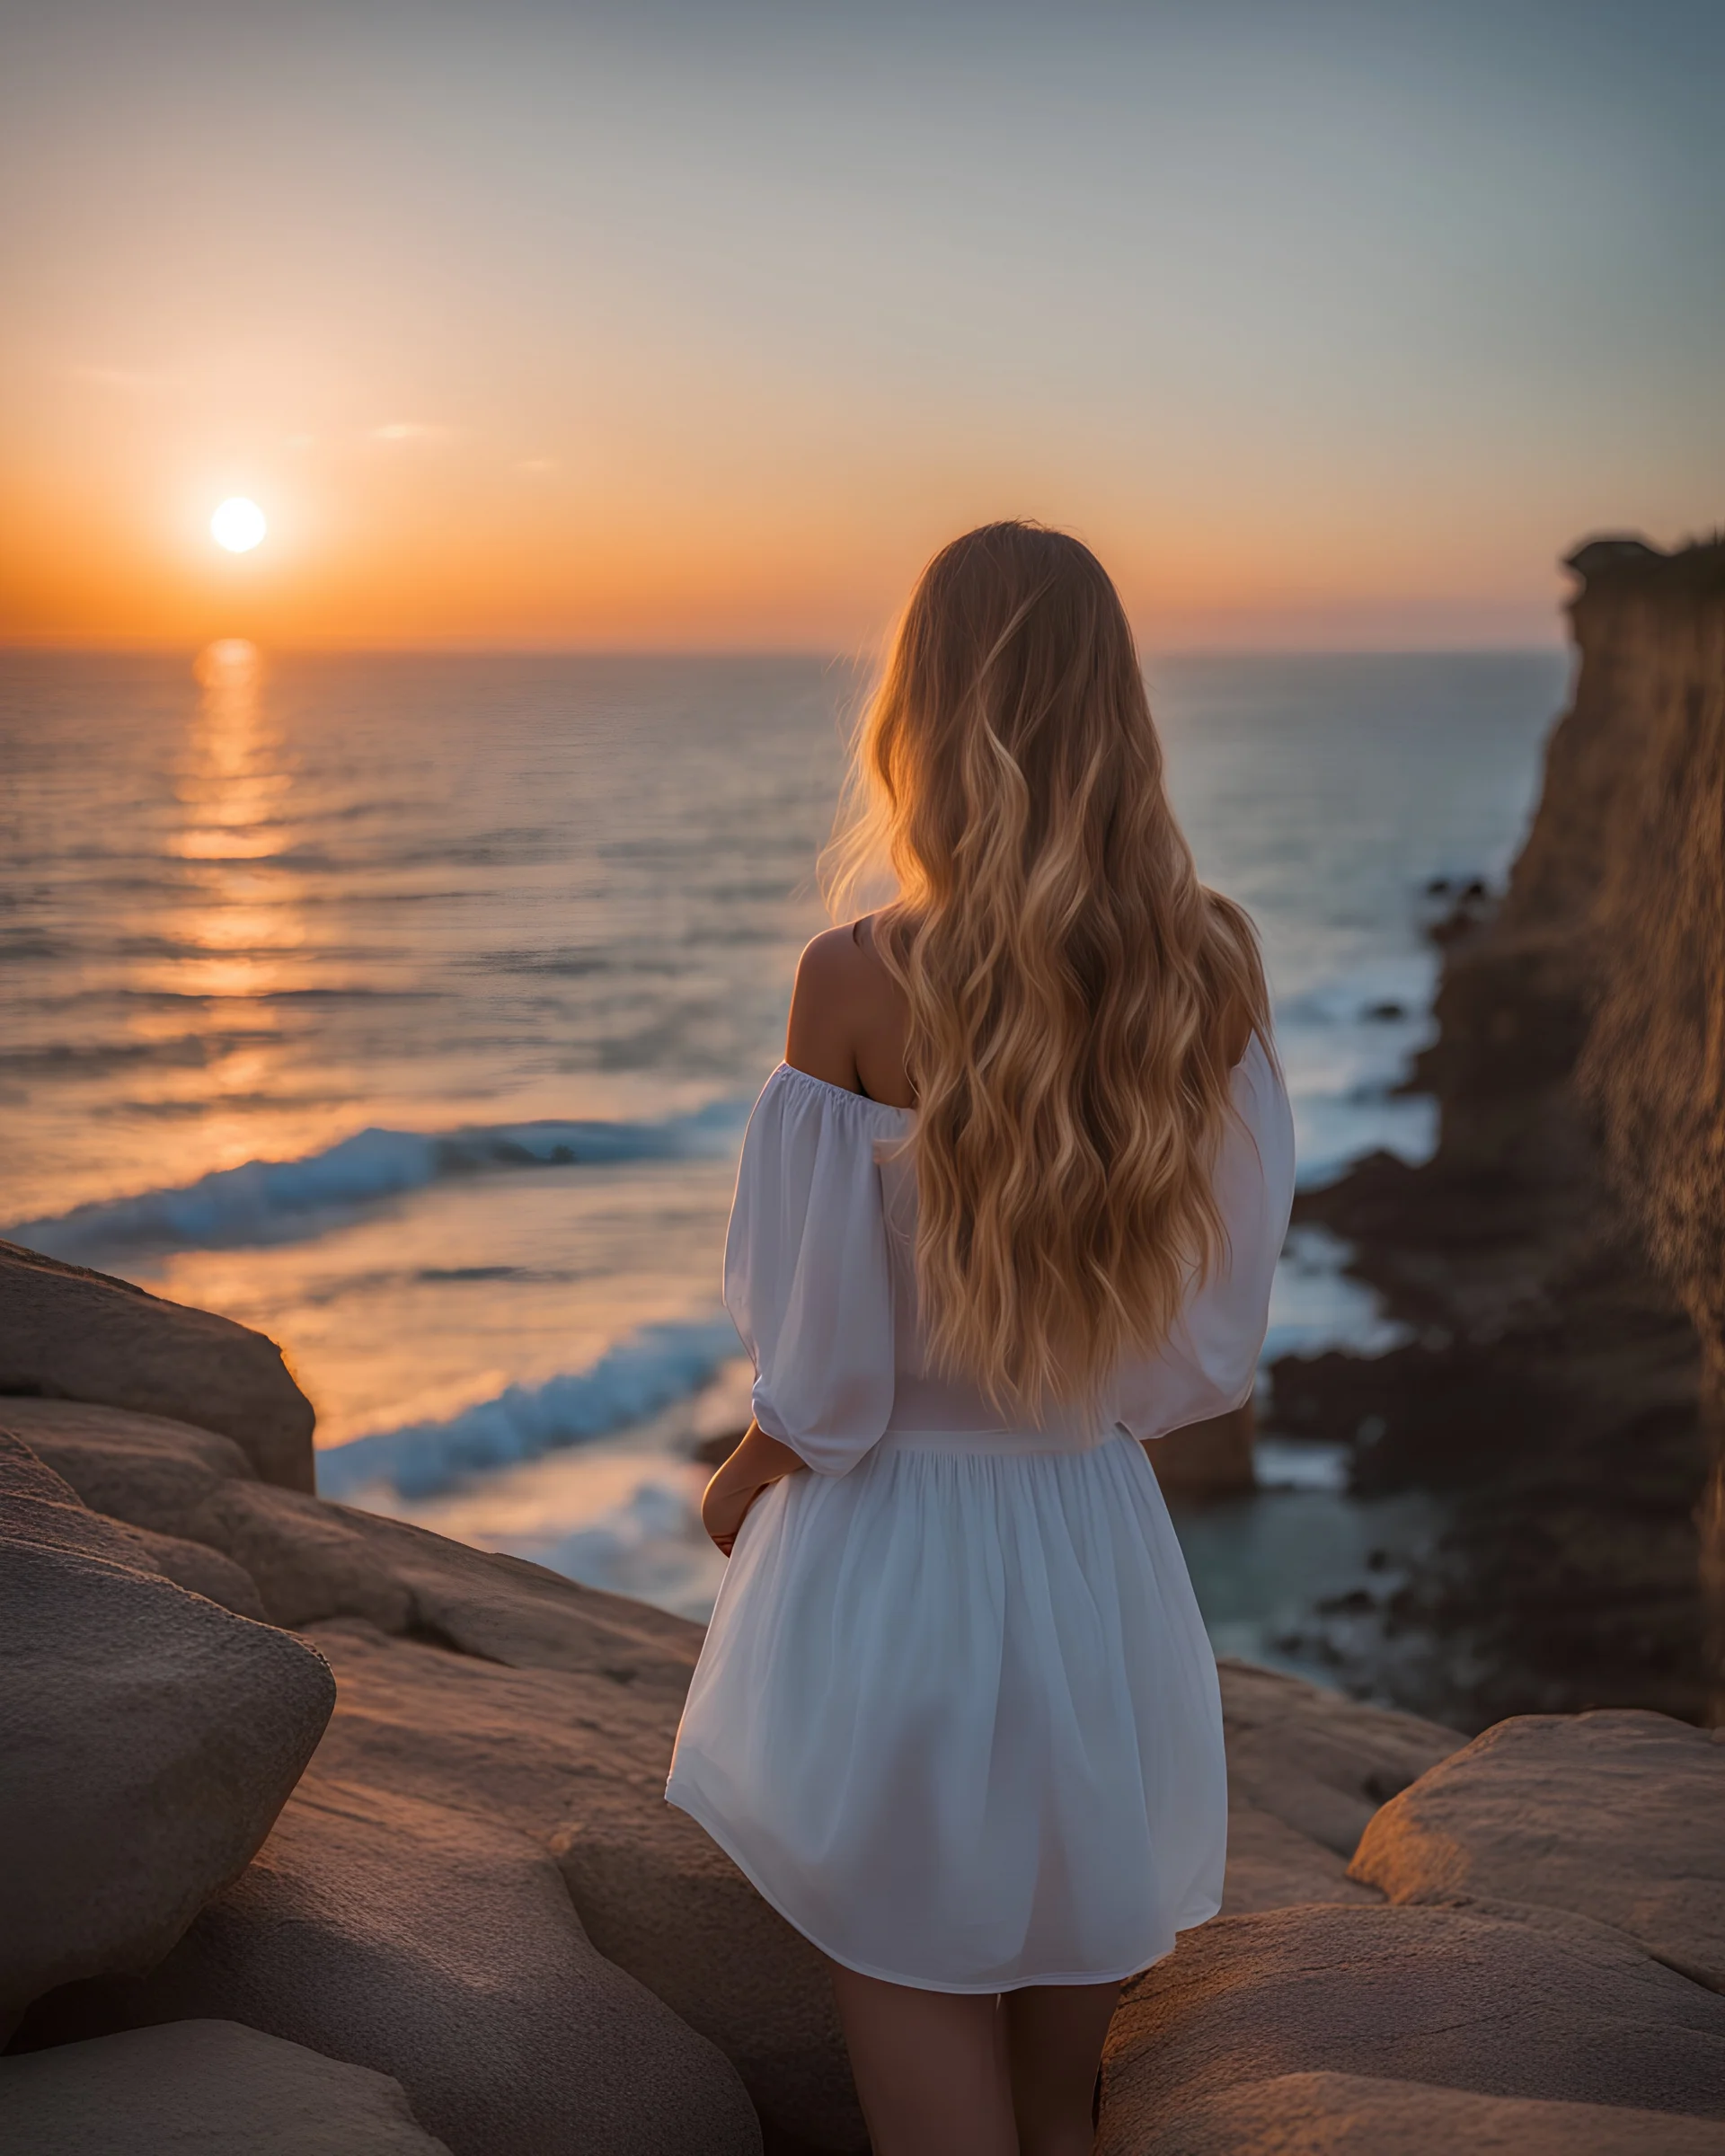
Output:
top-left (370, 420), bottom-right (450, 442)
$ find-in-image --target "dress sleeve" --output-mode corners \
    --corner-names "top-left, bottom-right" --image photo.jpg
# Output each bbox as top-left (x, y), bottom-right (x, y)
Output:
top-left (723, 1065), bottom-right (898, 1476)
top-left (1115, 1032), bottom-right (1296, 1444)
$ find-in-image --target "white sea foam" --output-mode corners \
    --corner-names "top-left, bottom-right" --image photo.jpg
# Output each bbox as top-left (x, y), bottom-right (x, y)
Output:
top-left (7, 1101), bottom-right (748, 1260)
top-left (315, 1312), bottom-right (743, 1501)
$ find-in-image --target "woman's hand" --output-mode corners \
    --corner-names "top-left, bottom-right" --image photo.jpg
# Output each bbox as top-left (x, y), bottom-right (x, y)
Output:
top-left (701, 1421), bottom-right (808, 1554)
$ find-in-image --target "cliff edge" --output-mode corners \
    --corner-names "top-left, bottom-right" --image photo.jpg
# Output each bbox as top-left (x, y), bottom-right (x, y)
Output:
top-left (1278, 534), bottom-right (1725, 1727)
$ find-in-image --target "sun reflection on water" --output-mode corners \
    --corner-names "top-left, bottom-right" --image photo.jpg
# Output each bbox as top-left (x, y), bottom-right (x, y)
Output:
top-left (158, 641), bottom-right (310, 1003)
top-left (120, 641), bottom-right (322, 1156)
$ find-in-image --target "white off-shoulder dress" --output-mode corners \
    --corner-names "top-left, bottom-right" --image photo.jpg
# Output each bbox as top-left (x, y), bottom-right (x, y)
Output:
top-left (666, 1037), bottom-right (1295, 1993)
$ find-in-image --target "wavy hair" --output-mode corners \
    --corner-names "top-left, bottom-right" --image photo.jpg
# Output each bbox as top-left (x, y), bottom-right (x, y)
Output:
top-left (824, 521), bottom-right (1270, 1417)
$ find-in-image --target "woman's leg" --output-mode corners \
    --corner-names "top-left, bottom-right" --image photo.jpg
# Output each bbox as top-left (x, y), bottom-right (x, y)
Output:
top-left (1004, 1982), bottom-right (1122, 2156)
top-left (827, 1963), bottom-right (1017, 2156)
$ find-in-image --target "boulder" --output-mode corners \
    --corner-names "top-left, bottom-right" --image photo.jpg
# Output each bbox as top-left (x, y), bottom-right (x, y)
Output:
top-left (0, 1240), bottom-right (314, 1490)
top-left (105, 1520), bottom-right (268, 1621)
top-left (0, 1423), bottom-right (264, 1618)
top-left (7, 1394), bottom-right (703, 1683)
top-left (1350, 1710), bottom-right (1725, 1991)
top-left (1216, 1658), bottom-right (1464, 1858)
top-left (23, 1769), bottom-right (761, 2156)
top-left (1222, 1798), bottom-right (1381, 1918)
top-left (1098, 1902), bottom-right (1725, 2148)
top-left (0, 1427), bottom-right (165, 1568)
top-left (0, 1534), bottom-right (333, 2035)
top-left (1133, 2069), bottom-right (1725, 2153)
top-left (308, 1619), bottom-right (864, 2153)
top-left (0, 2019), bottom-right (453, 2153)
top-left (1, 1397), bottom-right (259, 1537)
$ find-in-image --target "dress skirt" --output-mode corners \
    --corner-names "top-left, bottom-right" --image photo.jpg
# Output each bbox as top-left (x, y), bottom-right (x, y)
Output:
top-left (666, 1427), bottom-right (1227, 1993)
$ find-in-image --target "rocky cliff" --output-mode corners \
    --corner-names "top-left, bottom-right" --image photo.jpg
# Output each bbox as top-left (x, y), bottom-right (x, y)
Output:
top-left (1277, 535), bottom-right (1725, 1727)
top-left (4, 1239), bottom-right (1725, 2153)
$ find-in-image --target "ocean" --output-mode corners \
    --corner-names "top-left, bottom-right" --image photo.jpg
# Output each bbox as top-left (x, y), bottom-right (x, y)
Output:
top-left (2, 642), bottom-right (1568, 1658)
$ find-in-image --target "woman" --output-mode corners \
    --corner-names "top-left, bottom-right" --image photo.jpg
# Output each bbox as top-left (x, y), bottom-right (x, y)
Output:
top-left (667, 522), bottom-right (1294, 2155)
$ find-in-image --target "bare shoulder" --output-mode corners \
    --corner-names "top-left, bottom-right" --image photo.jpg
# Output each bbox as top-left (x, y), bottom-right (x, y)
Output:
top-left (784, 916), bottom-right (912, 1104)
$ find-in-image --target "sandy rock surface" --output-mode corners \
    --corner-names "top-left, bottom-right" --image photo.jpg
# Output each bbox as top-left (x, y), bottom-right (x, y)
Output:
top-left (1133, 2069), bottom-right (1725, 2153)
top-left (1350, 1709), bottom-right (1725, 1991)
top-left (0, 1448), bottom-right (333, 2037)
top-left (0, 2019), bottom-right (453, 2154)
top-left (0, 1240), bottom-right (314, 1491)
top-left (1099, 1901), bottom-right (1725, 2149)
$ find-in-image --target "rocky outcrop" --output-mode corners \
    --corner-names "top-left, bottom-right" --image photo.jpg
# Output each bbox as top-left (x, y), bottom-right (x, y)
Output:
top-left (26, 1770), bottom-right (759, 2156)
top-left (1350, 1710), bottom-right (1725, 1992)
top-left (0, 1436), bottom-right (333, 2038)
top-left (1213, 1657), bottom-right (1460, 1918)
top-left (1274, 535), bottom-right (1725, 1727)
top-left (0, 1241), bottom-right (314, 1492)
top-left (1099, 1901), bottom-right (1725, 2147)
top-left (3, 1394), bottom-right (700, 1683)
top-left (1128, 2070), bottom-right (1725, 2154)
top-left (0, 2020), bottom-right (453, 2154)
top-left (9, 1234), bottom-right (1723, 2154)
top-left (265, 1617), bottom-right (856, 2154)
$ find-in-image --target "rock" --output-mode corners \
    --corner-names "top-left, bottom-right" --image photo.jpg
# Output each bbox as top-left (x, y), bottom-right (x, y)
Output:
top-left (0, 1533), bottom-right (334, 2035)
top-left (107, 1521), bottom-right (268, 1621)
top-left (0, 1240), bottom-right (314, 1491)
top-left (2, 1397), bottom-right (259, 1538)
top-left (1222, 1798), bottom-right (1381, 1917)
top-left (24, 1769), bottom-right (761, 2156)
top-left (306, 1619), bottom-right (863, 2153)
top-left (0, 1427), bottom-right (164, 1569)
top-left (1217, 1658), bottom-right (1464, 1858)
top-left (1098, 1902), bottom-right (1725, 2149)
top-left (0, 2019), bottom-right (453, 2153)
top-left (1150, 1403), bottom-right (1256, 1501)
top-left (8, 1395), bottom-right (702, 1684)
top-left (1133, 2069), bottom-right (1725, 2153)
top-left (1350, 1710), bottom-right (1725, 1991)
top-left (0, 1424), bottom-right (265, 1618)
top-left (553, 1807), bottom-right (863, 2153)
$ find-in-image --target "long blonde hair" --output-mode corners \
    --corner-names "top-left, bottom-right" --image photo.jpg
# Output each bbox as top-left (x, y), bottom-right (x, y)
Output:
top-left (824, 521), bottom-right (1269, 1417)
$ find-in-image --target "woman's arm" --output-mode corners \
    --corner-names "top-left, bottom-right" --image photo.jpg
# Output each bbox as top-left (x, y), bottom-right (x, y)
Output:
top-left (701, 1420), bottom-right (808, 1554)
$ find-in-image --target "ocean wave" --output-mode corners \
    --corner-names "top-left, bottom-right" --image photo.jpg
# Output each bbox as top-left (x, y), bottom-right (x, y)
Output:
top-left (6, 1100), bottom-right (748, 1259)
top-left (316, 1314), bottom-right (742, 1500)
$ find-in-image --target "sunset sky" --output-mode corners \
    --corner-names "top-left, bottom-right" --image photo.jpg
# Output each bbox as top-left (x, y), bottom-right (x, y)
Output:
top-left (3, 0), bottom-right (1721, 651)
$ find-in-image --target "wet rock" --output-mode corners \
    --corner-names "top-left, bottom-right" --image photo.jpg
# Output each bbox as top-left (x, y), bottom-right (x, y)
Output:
top-left (0, 2019), bottom-right (453, 2154)
top-left (1133, 2069), bottom-right (1725, 2153)
top-left (0, 1241), bottom-right (314, 1491)
top-left (24, 1770), bottom-right (760, 2156)
top-left (0, 1520), bottom-right (333, 2036)
top-left (1098, 1902), bottom-right (1725, 2149)
top-left (1350, 1710), bottom-right (1725, 1990)
top-left (1216, 1657), bottom-right (1464, 1858)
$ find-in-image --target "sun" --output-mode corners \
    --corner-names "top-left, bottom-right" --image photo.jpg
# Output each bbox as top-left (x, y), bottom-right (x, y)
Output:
top-left (210, 497), bottom-right (268, 552)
